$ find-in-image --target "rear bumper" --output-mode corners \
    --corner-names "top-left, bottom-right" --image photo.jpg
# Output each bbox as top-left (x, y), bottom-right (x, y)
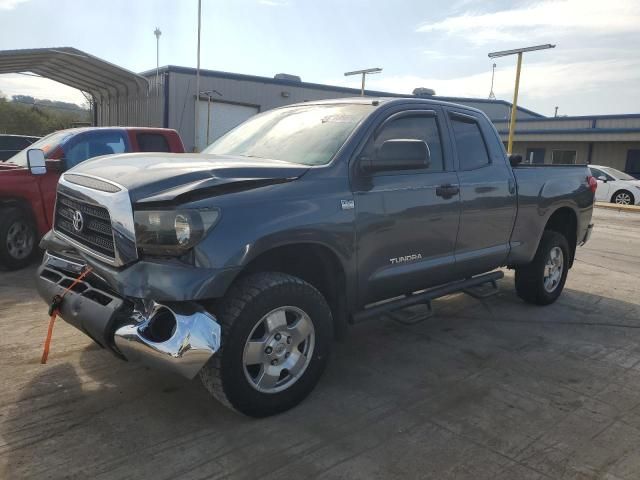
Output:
top-left (36, 252), bottom-right (221, 379)
top-left (580, 223), bottom-right (594, 245)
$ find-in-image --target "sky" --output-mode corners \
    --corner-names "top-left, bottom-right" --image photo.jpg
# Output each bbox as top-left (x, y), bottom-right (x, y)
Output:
top-left (0, 0), bottom-right (639, 117)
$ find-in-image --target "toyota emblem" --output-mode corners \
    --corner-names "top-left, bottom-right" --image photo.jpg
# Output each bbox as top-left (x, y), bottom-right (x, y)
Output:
top-left (72, 210), bottom-right (84, 232)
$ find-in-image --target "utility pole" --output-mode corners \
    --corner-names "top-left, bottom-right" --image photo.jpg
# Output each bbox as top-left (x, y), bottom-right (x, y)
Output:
top-left (153, 27), bottom-right (162, 89)
top-left (554, 106), bottom-right (559, 117)
top-left (489, 44), bottom-right (555, 154)
top-left (344, 68), bottom-right (383, 96)
top-left (194, 0), bottom-right (202, 152)
top-left (488, 63), bottom-right (496, 99)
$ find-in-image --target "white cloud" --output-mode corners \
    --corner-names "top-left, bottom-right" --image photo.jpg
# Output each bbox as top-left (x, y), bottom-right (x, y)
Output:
top-left (422, 49), bottom-right (470, 60)
top-left (417, 0), bottom-right (640, 45)
top-left (328, 58), bottom-right (640, 102)
top-left (0, 74), bottom-right (86, 105)
top-left (0, 0), bottom-right (28, 10)
top-left (258, 0), bottom-right (289, 6)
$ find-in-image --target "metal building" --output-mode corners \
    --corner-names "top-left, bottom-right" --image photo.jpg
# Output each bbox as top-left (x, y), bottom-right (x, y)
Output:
top-left (1, 47), bottom-right (639, 175)
top-left (141, 65), bottom-right (542, 152)
top-left (493, 115), bottom-right (640, 174)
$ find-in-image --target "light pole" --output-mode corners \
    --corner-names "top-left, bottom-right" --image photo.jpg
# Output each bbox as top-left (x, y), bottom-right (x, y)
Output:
top-left (194, 0), bottom-right (202, 152)
top-left (153, 27), bottom-right (162, 89)
top-left (344, 67), bottom-right (382, 96)
top-left (488, 44), bottom-right (555, 154)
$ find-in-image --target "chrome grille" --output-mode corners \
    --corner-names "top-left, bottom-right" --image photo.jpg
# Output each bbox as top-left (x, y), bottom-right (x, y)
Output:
top-left (54, 192), bottom-right (115, 259)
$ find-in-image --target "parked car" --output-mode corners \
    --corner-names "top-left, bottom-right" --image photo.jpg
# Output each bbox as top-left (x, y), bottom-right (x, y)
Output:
top-left (0, 127), bottom-right (184, 269)
top-left (0, 134), bottom-right (40, 161)
top-left (36, 98), bottom-right (595, 417)
top-left (589, 165), bottom-right (640, 205)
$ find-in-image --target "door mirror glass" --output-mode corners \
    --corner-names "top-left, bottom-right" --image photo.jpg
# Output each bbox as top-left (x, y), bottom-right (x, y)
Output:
top-left (364, 139), bottom-right (430, 173)
top-left (27, 149), bottom-right (46, 175)
top-left (508, 154), bottom-right (523, 167)
top-left (597, 175), bottom-right (607, 182)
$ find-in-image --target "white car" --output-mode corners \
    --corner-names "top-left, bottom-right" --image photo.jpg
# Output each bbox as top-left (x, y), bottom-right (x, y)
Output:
top-left (589, 165), bottom-right (640, 205)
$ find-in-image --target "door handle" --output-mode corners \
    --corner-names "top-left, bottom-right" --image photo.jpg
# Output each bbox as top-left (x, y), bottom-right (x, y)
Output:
top-left (436, 184), bottom-right (460, 199)
top-left (508, 178), bottom-right (516, 194)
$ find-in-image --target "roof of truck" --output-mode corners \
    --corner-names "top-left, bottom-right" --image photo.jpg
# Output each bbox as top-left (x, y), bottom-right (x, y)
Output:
top-left (284, 96), bottom-right (489, 117)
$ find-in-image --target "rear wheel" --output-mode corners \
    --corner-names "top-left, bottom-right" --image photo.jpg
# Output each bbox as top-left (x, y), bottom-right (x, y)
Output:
top-left (0, 207), bottom-right (38, 270)
top-left (612, 190), bottom-right (634, 205)
top-left (515, 230), bottom-right (569, 305)
top-left (200, 272), bottom-right (333, 417)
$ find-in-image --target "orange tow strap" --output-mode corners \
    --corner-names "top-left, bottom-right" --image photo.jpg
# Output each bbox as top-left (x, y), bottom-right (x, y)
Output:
top-left (41, 266), bottom-right (93, 364)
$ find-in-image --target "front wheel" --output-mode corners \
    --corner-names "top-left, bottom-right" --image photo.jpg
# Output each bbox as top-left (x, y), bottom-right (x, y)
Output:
top-left (0, 207), bottom-right (38, 270)
top-left (612, 190), bottom-right (634, 205)
top-left (200, 272), bottom-right (333, 417)
top-left (515, 230), bottom-right (569, 305)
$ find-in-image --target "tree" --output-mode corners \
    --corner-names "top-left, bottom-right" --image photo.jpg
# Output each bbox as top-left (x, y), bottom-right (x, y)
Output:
top-left (0, 96), bottom-right (90, 136)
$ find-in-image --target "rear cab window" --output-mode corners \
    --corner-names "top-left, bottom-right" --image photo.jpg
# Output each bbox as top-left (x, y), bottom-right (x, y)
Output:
top-left (449, 113), bottom-right (491, 171)
top-left (136, 132), bottom-right (171, 152)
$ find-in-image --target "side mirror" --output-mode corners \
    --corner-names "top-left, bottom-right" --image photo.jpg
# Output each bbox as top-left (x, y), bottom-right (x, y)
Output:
top-left (363, 139), bottom-right (430, 173)
top-left (597, 175), bottom-right (607, 183)
top-left (508, 154), bottom-right (523, 167)
top-left (27, 149), bottom-right (46, 175)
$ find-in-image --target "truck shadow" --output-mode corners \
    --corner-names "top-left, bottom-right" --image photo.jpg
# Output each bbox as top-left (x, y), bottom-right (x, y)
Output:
top-left (3, 281), bottom-right (640, 479)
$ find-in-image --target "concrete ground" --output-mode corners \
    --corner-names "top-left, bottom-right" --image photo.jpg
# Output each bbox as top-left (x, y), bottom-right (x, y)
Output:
top-left (1, 207), bottom-right (640, 480)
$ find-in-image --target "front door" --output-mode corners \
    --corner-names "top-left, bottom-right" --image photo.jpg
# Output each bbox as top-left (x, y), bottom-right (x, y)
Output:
top-left (589, 167), bottom-right (612, 201)
top-left (352, 107), bottom-right (461, 306)
top-left (446, 109), bottom-right (517, 277)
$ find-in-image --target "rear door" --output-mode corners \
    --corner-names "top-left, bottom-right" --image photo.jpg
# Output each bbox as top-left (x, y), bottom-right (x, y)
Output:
top-left (446, 109), bottom-right (517, 276)
top-left (589, 167), bottom-right (612, 201)
top-left (352, 106), bottom-right (461, 306)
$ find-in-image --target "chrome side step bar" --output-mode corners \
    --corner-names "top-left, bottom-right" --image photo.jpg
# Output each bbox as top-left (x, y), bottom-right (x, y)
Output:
top-left (352, 271), bottom-right (504, 324)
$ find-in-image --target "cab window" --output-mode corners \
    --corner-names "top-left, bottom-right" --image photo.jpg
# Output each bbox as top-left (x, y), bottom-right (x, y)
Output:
top-left (137, 133), bottom-right (170, 152)
top-left (64, 131), bottom-right (128, 169)
top-left (363, 114), bottom-right (444, 172)
top-left (450, 115), bottom-right (491, 171)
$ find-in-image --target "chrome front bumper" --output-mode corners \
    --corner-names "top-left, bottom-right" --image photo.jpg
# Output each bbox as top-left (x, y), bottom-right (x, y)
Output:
top-left (114, 303), bottom-right (221, 379)
top-left (37, 252), bottom-right (221, 379)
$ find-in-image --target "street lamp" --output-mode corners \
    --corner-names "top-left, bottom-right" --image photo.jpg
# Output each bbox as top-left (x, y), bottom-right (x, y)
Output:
top-left (344, 67), bottom-right (382, 96)
top-left (488, 43), bottom-right (555, 154)
top-left (488, 63), bottom-right (496, 100)
top-left (153, 27), bottom-right (161, 89)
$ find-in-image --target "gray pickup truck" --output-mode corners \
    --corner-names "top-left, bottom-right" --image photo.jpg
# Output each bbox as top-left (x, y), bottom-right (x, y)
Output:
top-left (36, 98), bottom-right (596, 417)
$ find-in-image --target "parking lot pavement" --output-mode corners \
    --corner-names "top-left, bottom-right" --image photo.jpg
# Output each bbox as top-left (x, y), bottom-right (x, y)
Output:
top-left (1, 207), bottom-right (639, 479)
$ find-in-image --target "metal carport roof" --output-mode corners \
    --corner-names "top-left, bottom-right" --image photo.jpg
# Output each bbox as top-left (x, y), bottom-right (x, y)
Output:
top-left (0, 47), bottom-right (149, 101)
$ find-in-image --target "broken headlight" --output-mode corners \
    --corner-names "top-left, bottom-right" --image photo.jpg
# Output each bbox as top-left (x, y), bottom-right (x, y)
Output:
top-left (134, 209), bottom-right (220, 255)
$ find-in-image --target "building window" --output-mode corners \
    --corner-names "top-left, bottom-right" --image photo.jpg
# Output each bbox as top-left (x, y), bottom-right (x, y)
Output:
top-left (626, 150), bottom-right (640, 177)
top-left (525, 148), bottom-right (545, 164)
top-left (551, 150), bottom-right (577, 164)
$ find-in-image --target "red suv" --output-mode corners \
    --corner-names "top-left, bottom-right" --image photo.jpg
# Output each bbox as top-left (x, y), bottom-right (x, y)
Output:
top-left (0, 127), bottom-right (184, 269)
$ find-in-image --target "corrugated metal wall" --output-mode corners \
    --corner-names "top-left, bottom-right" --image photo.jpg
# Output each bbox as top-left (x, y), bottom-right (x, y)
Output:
top-left (95, 75), bottom-right (164, 127)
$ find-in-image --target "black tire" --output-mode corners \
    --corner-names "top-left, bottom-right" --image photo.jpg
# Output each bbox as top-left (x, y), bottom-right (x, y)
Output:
top-left (200, 272), bottom-right (333, 417)
top-left (611, 190), bottom-right (634, 205)
top-left (515, 230), bottom-right (569, 305)
top-left (0, 207), bottom-right (38, 270)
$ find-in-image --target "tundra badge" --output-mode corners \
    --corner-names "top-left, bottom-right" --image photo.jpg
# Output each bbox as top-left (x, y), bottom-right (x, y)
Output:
top-left (390, 254), bottom-right (423, 264)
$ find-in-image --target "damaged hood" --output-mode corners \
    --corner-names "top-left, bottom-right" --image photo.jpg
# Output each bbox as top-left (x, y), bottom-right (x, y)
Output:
top-left (66, 152), bottom-right (310, 203)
